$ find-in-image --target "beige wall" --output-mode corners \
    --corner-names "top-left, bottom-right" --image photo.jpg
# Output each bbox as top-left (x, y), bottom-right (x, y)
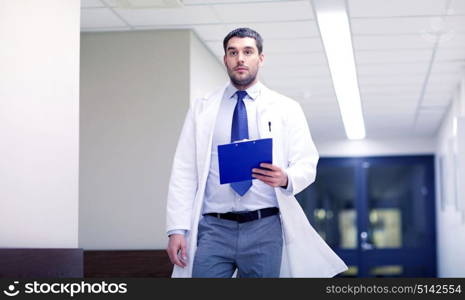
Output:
top-left (0, 0), bottom-right (80, 247)
top-left (190, 31), bottom-right (228, 101)
top-left (79, 30), bottom-right (226, 249)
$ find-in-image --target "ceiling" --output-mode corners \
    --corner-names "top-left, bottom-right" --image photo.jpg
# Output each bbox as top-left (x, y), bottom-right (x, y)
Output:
top-left (80, 0), bottom-right (465, 141)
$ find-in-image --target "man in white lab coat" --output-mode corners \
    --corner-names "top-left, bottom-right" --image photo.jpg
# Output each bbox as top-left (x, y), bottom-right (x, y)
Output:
top-left (166, 28), bottom-right (347, 277)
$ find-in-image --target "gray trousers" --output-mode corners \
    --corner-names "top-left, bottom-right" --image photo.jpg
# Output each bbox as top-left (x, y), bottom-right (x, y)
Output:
top-left (192, 213), bottom-right (283, 278)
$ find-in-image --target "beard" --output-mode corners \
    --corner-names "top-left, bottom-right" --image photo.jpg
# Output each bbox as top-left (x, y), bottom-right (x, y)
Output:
top-left (227, 67), bottom-right (258, 87)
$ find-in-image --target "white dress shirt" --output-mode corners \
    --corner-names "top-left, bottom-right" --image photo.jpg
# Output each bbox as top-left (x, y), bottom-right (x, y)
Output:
top-left (202, 81), bottom-right (281, 214)
top-left (168, 81), bottom-right (292, 236)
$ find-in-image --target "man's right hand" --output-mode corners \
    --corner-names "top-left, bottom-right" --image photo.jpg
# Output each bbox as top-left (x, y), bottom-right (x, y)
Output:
top-left (166, 234), bottom-right (187, 268)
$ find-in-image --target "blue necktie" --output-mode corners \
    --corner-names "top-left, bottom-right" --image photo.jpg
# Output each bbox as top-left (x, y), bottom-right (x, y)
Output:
top-left (230, 90), bottom-right (252, 196)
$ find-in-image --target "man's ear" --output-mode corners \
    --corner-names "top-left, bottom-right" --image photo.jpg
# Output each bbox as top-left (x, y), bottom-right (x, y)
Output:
top-left (259, 53), bottom-right (265, 67)
top-left (223, 55), bottom-right (227, 66)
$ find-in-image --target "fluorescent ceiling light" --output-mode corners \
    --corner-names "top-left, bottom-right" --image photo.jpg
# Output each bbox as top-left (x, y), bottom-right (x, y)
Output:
top-left (115, 0), bottom-right (183, 9)
top-left (312, 0), bottom-right (366, 140)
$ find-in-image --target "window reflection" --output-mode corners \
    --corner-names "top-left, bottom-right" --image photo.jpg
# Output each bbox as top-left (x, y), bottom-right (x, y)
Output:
top-left (297, 166), bottom-right (356, 249)
top-left (368, 164), bottom-right (427, 249)
top-left (370, 265), bottom-right (403, 277)
top-left (370, 209), bottom-right (401, 248)
top-left (342, 266), bottom-right (358, 277)
top-left (338, 208), bottom-right (357, 249)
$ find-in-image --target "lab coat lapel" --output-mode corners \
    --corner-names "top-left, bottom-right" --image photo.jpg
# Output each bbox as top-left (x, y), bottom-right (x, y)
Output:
top-left (256, 87), bottom-right (281, 168)
top-left (256, 87), bottom-right (274, 139)
top-left (195, 85), bottom-right (227, 181)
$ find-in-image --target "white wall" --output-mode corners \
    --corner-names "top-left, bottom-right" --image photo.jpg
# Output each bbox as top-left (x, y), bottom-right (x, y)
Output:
top-left (435, 76), bottom-right (465, 277)
top-left (190, 31), bottom-right (228, 101)
top-left (79, 30), bottom-right (226, 249)
top-left (0, 0), bottom-right (80, 248)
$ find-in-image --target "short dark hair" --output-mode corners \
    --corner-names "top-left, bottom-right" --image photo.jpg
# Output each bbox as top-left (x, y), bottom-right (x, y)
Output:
top-left (223, 28), bottom-right (263, 54)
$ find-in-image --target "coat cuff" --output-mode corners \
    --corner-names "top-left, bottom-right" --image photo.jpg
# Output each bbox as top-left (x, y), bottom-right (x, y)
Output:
top-left (167, 229), bottom-right (187, 237)
top-left (280, 169), bottom-right (294, 195)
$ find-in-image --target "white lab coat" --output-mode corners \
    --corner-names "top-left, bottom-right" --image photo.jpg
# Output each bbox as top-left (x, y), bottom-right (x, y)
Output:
top-left (166, 83), bottom-right (348, 277)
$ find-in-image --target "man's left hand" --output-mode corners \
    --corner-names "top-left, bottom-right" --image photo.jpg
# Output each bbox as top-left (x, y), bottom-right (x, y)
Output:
top-left (252, 163), bottom-right (288, 188)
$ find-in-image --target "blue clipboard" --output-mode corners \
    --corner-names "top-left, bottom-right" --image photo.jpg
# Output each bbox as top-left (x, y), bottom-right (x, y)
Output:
top-left (218, 138), bottom-right (272, 184)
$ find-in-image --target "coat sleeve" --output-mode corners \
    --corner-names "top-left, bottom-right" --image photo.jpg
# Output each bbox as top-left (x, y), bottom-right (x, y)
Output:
top-left (165, 103), bottom-right (198, 233)
top-left (284, 100), bottom-right (319, 195)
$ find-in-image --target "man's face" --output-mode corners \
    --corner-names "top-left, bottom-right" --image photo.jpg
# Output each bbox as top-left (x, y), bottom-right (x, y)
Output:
top-left (223, 37), bottom-right (264, 88)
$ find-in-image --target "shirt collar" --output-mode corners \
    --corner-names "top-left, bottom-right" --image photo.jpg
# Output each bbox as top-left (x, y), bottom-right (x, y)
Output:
top-left (225, 81), bottom-right (262, 101)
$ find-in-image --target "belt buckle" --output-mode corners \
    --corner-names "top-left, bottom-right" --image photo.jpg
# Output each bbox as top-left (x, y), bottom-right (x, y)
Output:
top-left (257, 209), bottom-right (262, 219)
top-left (235, 213), bottom-right (241, 222)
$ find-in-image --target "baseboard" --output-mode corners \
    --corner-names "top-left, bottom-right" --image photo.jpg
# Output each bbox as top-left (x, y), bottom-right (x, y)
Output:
top-left (0, 248), bottom-right (83, 278)
top-left (84, 250), bottom-right (172, 278)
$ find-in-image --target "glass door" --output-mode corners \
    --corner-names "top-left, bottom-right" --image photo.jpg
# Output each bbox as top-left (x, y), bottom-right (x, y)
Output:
top-left (296, 155), bottom-right (436, 277)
